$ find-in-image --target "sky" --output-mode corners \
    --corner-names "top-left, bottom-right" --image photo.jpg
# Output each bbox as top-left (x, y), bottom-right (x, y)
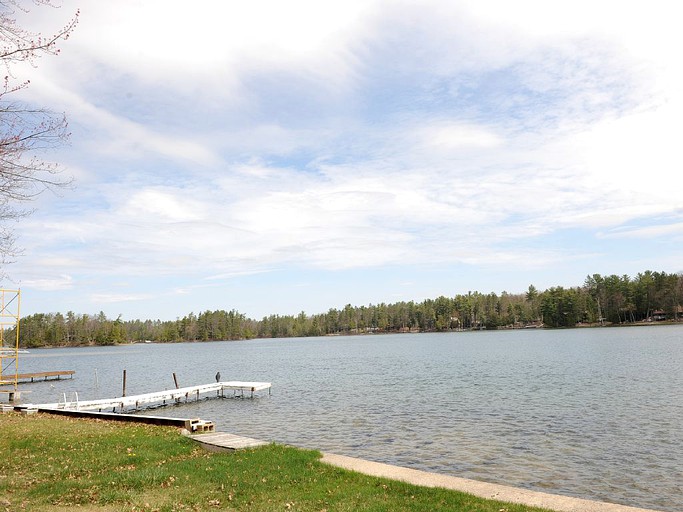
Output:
top-left (3, 0), bottom-right (682, 321)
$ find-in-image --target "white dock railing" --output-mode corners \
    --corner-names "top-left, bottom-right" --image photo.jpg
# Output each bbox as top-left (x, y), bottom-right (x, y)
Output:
top-left (58, 391), bottom-right (79, 410)
top-left (28, 381), bottom-right (271, 412)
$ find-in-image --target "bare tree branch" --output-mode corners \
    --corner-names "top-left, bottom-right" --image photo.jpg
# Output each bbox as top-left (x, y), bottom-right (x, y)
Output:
top-left (0, 0), bottom-right (78, 263)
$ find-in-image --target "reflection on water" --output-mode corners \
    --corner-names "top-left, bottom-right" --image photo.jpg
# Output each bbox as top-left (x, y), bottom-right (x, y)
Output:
top-left (15, 325), bottom-right (683, 512)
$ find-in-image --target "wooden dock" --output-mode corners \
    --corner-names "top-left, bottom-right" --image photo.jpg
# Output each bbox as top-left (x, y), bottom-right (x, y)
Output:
top-left (11, 370), bottom-right (75, 383)
top-left (10, 406), bottom-right (207, 430)
top-left (188, 431), bottom-right (269, 451)
top-left (0, 371), bottom-right (74, 402)
top-left (28, 381), bottom-right (272, 412)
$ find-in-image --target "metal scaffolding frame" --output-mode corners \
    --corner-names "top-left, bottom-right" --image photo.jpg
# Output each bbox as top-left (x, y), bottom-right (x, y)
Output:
top-left (0, 289), bottom-right (21, 390)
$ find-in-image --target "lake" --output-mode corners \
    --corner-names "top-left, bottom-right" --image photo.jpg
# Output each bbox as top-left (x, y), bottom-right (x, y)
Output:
top-left (13, 325), bottom-right (683, 511)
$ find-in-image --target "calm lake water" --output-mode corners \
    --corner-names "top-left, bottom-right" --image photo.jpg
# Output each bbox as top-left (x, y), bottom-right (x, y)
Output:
top-left (14, 325), bottom-right (683, 511)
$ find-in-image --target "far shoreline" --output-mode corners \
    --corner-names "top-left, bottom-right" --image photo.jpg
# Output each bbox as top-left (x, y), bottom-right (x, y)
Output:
top-left (14, 319), bottom-right (682, 350)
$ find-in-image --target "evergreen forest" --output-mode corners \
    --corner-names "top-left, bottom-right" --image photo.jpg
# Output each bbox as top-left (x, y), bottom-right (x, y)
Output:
top-left (10, 270), bottom-right (683, 348)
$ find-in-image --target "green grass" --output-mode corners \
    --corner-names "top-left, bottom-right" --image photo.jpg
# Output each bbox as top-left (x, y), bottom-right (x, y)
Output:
top-left (0, 412), bottom-right (549, 511)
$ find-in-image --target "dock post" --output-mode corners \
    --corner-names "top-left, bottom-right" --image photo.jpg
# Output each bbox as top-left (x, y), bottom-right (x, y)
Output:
top-left (122, 370), bottom-right (127, 397)
top-left (173, 373), bottom-right (179, 389)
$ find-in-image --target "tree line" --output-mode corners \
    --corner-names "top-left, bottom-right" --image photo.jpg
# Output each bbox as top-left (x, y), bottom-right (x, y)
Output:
top-left (9, 270), bottom-right (683, 348)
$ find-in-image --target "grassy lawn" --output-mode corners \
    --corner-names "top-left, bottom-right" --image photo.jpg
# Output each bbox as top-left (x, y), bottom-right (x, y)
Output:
top-left (0, 412), bottom-right (549, 511)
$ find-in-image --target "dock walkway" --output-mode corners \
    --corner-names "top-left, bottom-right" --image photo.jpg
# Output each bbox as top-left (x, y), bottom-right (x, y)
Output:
top-left (28, 381), bottom-right (271, 412)
top-left (1, 371), bottom-right (75, 402)
top-left (188, 431), bottom-right (269, 451)
top-left (11, 370), bottom-right (75, 383)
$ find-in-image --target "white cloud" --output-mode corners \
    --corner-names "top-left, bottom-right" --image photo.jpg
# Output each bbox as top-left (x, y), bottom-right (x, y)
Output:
top-left (421, 122), bottom-right (502, 150)
top-left (90, 292), bottom-right (152, 304)
top-left (25, 78), bottom-right (222, 168)
top-left (121, 189), bottom-right (205, 223)
top-left (53, 0), bottom-right (378, 99)
top-left (18, 275), bottom-right (73, 291)
top-left (6, 0), bottom-right (683, 318)
top-left (569, 105), bottom-right (683, 204)
top-left (599, 222), bottom-right (683, 240)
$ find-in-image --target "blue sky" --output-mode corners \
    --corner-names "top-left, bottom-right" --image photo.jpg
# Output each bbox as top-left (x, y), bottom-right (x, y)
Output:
top-left (5, 0), bottom-right (682, 320)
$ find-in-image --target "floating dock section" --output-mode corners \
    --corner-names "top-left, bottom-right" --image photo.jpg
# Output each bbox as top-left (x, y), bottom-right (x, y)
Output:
top-left (26, 381), bottom-right (271, 413)
top-left (1, 371), bottom-right (75, 402)
top-left (13, 370), bottom-right (75, 383)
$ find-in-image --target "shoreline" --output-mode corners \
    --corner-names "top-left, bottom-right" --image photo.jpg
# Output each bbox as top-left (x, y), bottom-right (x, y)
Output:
top-left (5, 402), bottom-right (670, 511)
top-left (176, 420), bottom-right (667, 512)
top-left (14, 319), bottom-right (683, 349)
top-left (319, 452), bottom-right (662, 512)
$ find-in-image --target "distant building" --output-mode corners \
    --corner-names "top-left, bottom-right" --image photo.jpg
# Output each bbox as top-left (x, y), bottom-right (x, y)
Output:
top-left (650, 310), bottom-right (667, 321)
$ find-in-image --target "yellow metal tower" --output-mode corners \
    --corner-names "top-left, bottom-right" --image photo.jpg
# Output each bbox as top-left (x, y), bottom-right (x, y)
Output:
top-left (0, 289), bottom-right (21, 391)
